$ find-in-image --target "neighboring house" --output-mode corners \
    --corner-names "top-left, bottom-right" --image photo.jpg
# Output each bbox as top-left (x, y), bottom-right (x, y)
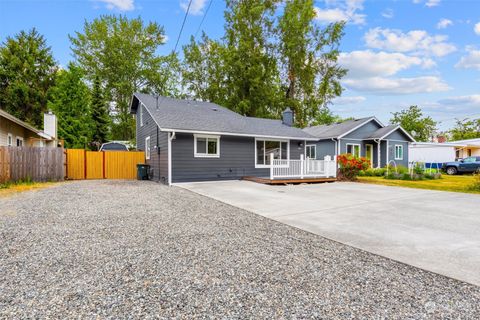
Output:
top-left (450, 138), bottom-right (480, 159)
top-left (0, 109), bottom-right (58, 148)
top-left (130, 93), bottom-right (317, 184)
top-left (303, 117), bottom-right (415, 168)
top-left (409, 138), bottom-right (480, 166)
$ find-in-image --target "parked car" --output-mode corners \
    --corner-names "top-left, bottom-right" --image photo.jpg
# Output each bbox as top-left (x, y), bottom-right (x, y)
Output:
top-left (442, 156), bottom-right (480, 175)
top-left (99, 142), bottom-right (128, 151)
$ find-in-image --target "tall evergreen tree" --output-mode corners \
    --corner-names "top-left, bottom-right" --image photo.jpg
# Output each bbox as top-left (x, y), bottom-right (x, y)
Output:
top-left (90, 77), bottom-right (110, 150)
top-left (0, 28), bottom-right (57, 127)
top-left (48, 63), bottom-right (92, 148)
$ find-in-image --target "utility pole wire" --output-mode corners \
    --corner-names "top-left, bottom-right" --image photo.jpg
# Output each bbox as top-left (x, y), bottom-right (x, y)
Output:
top-left (195, 0), bottom-right (214, 38)
top-left (173, 0), bottom-right (193, 53)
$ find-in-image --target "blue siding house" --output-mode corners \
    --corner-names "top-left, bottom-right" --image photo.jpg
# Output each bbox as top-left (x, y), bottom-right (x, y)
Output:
top-left (131, 93), bottom-right (415, 184)
top-left (303, 117), bottom-right (415, 168)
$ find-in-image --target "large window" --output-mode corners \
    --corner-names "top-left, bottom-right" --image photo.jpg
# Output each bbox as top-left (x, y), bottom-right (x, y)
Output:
top-left (145, 136), bottom-right (151, 160)
top-left (395, 145), bottom-right (403, 160)
top-left (306, 145), bottom-right (316, 159)
top-left (346, 143), bottom-right (360, 157)
top-left (194, 134), bottom-right (220, 158)
top-left (255, 139), bottom-right (288, 167)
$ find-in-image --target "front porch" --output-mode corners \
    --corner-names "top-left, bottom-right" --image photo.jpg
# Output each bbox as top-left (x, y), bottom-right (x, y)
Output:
top-left (246, 154), bottom-right (337, 184)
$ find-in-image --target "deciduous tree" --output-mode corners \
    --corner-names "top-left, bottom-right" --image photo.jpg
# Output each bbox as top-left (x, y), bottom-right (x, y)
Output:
top-left (449, 118), bottom-right (480, 141)
top-left (390, 105), bottom-right (437, 142)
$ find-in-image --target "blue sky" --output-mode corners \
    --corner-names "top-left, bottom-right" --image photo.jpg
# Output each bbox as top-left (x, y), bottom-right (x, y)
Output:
top-left (1, 0), bottom-right (479, 131)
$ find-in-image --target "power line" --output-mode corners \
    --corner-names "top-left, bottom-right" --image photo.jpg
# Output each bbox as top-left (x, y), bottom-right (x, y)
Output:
top-left (173, 0), bottom-right (193, 53)
top-left (195, 0), bottom-right (213, 38)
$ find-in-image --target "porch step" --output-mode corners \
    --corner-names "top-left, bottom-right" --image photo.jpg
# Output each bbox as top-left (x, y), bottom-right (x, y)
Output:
top-left (242, 176), bottom-right (337, 185)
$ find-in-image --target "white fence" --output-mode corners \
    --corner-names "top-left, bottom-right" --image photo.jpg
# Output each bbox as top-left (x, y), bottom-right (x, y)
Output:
top-left (270, 154), bottom-right (337, 179)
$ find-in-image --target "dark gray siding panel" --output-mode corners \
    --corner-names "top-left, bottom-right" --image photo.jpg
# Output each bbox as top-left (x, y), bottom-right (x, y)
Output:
top-left (343, 121), bottom-right (382, 139)
top-left (314, 140), bottom-right (336, 159)
top-left (135, 104), bottom-right (169, 184)
top-left (387, 141), bottom-right (409, 167)
top-left (171, 134), bottom-right (305, 182)
top-left (380, 141), bottom-right (388, 167)
top-left (385, 130), bottom-right (411, 142)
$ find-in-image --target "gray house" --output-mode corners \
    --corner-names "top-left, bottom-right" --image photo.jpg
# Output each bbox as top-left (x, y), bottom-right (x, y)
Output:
top-left (303, 117), bottom-right (415, 168)
top-left (130, 93), bottom-right (318, 184)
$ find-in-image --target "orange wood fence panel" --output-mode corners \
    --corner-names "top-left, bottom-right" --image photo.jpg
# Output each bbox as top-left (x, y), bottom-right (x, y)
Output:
top-left (66, 149), bottom-right (85, 180)
top-left (105, 151), bottom-right (145, 179)
top-left (66, 149), bottom-right (145, 180)
top-left (86, 151), bottom-right (104, 179)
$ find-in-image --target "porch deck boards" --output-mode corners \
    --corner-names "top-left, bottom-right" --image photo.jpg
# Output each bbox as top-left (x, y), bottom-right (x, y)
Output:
top-left (242, 176), bottom-right (337, 185)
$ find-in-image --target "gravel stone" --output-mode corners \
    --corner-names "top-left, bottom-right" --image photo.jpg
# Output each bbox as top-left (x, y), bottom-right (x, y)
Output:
top-left (0, 180), bottom-right (479, 318)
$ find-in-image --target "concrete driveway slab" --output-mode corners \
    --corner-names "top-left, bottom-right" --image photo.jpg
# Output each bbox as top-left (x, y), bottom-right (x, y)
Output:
top-left (177, 180), bottom-right (480, 286)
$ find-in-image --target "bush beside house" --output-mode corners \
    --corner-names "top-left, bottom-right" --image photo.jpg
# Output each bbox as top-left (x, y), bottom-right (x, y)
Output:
top-left (337, 154), bottom-right (370, 181)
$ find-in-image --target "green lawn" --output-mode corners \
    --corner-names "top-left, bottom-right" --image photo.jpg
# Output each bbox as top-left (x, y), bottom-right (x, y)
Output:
top-left (357, 175), bottom-right (480, 195)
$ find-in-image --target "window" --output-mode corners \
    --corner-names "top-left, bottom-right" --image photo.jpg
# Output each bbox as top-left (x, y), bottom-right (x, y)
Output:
top-left (306, 145), bottom-right (316, 159)
top-left (463, 157), bottom-right (476, 163)
top-left (145, 136), bottom-right (151, 160)
top-left (395, 145), bottom-right (403, 160)
top-left (194, 134), bottom-right (220, 158)
top-left (139, 104), bottom-right (144, 127)
top-left (7, 133), bottom-right (13, 146)
top-left (346, 143), bottom-right (360, 157)
top-left (16, 137), bottom-right (23, 147)
top-left (255, 139), bottom-right (289, 167)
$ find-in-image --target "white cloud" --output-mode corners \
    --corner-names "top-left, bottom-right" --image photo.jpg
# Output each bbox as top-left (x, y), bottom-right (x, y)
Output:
top-left (438, 95), bottom-right (480, 106)
top-left (456, 48), bottom-right (480, 70)
top-left (180, 0), bottom-right (207, 15)
top-left (413, 0), bottom-right (441, 7)
top-left (381, 8), bottom-right (394, 19)
top-left (315, 0), bottom-right (366, 25)
top-left (426, 0), bottom-right (441, 7)
top-left (437, 19), bottom-right (453, 29)
top-left (97, 0), bottom-right (134, 11)
top-left (343, 76), bottom-right (450, 94)
top-left (332, 96), bottom-right (366, 105)
top-left (339, 50), bottom-right (435, 78)
top-left (474, 22), bottom-right (480, 35)
top-left (364, 27), bottom-right (456, 57)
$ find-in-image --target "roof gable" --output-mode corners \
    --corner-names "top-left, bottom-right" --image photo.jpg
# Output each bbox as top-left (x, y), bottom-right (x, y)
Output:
top-left (368, 125), bottom-right (415, 142)
top-left (303, 117), bottom-right (383, 139)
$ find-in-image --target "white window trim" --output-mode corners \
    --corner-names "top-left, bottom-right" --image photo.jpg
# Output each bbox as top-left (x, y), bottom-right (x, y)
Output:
top-left (7, 133), bottom-right (13, 146)
top-left (365, 144), bottom-right (374, 167)
top-left (395, 144), bottom-right (403, 160)
top-left (254, 138), bottom-right (290, 168)
top-left (194, 134), bottom-right (220, 158)
top-left (145, 136), bottom-right (151, 160)
top-left (306, 144), bottom-right (316, 159)
top-left (16, 136), bottom-right (24, 147)
top-left (139, 103), bottom-right (144, 127)
top-left (346, 143), bottom-right (361, 157)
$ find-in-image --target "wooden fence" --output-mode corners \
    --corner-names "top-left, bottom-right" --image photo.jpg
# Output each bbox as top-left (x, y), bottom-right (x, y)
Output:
top-left (0, 146), bottom-right (64, 183)
top-left (66, 149), bottom-right (145, 180)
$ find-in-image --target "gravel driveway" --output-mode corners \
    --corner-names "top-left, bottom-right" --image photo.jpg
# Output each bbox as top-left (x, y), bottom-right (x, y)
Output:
top-left (1, 180), bottom-right (479, 318)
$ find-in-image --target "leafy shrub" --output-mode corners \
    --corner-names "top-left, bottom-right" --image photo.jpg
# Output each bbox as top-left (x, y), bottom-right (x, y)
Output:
top-left (413, 162), bottom-right (425, 175)
top-left (468, 170), bottom-right (480, 191)
top-left (338, 153), bottom-right (370, 181)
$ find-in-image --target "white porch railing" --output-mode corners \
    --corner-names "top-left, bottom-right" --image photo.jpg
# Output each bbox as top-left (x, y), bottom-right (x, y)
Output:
top-left (269, 154), bottom-right (337, 179)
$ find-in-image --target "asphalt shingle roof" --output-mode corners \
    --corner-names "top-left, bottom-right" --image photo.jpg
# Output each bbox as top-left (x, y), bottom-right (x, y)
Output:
top-left (302, 117), bottom-right (375, 139)
top-left (132, 93), bottom-right (316, 140)
top-left (367, 125), bottom-right (399, 139)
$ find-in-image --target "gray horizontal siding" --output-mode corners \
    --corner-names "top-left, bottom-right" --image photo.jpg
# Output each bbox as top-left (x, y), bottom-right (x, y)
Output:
top-left (171, 133), bottom-right (305, 182)
top-left (135, 104), bottom-right (169, 183)
top-left (312, 140), bottom-right (336, 160)
top-left (343, 121), bottom-right (382, 139)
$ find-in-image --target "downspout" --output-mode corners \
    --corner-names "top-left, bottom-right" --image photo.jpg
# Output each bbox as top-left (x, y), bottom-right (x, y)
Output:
top-left (167, 131), bottom-right (176, 186)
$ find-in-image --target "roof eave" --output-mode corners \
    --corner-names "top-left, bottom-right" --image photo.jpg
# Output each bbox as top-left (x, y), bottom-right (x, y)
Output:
top-left (160, 128), bottom-right (318, 141)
